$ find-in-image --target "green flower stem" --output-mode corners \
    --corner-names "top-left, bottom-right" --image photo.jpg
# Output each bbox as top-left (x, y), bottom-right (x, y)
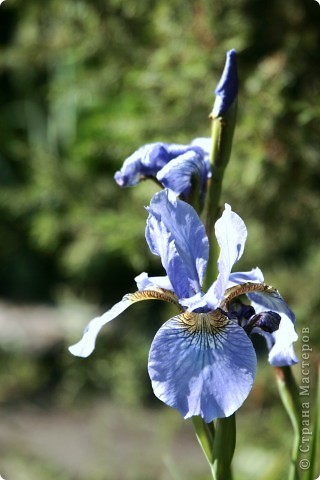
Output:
top-left (302, 364), bottom-right (320, 480)
top-left (203, 100), bottom-right (237, 292)
top-left (275, 366), bottom-right (301, 480)
top-left (212, 414), bottom-right (236, 480)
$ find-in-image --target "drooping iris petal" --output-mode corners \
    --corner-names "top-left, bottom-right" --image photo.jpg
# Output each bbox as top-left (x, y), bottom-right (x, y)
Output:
top-left (114, 142), bottom-right (210, 198)
top-left (69, 297), bottom-right (136, 358)
top-left (249, 290), bottom-right (298, 366)
top-left (148, 312), bottom-right (257, 423)
top-left (205, 204), bottom-right (247, 309)
top-left (268, 319), bottom-right (298, 366)
top-left (146, 189), bottom-right (209, 299)
top-left (69, 287), bottom-right (183, 358)
top-left (212, 49), bottom-right (238, 117)
top-left (157, 148), bottom-right (210, 200)
top-left (114, 143), bottom-right (170, 187)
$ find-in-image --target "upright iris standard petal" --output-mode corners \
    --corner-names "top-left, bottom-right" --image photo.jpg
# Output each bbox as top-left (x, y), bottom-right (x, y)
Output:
top-left (228, 267), bottom-right (264, 286)
top-left (212, 49), bottom-right (238, 117)
top-left (135, 272), bottom-right (173, 292)
top-left (148, 312), bottom-right (257, 423)
top-left (205, 204), bottom-right (247, 308)
top-left (146, 189), bottom-right (209, 299)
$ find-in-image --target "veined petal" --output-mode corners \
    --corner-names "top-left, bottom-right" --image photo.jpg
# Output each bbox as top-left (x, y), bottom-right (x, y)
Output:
top-left (148, 310), bottom-right (256, 423)
top-left (69, 289), bottom-right (182, 358)
top-left (69, 296), bottom-right (136, 358)
top-left (146, 189), bottom-right (209, 299)
top-left (156, 149), bottom-right (210, 200)
top-left (205, 204), bottom-right (247, 308)
top-left (249, 290), bottom-right (298, 366)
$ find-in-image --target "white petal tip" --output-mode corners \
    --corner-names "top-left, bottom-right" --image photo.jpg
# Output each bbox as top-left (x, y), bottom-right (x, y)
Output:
top-left (68, 342), bottom-right (93, 358)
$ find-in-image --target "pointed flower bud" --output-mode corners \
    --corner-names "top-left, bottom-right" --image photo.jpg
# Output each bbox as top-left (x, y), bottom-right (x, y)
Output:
top-left (212, 49), bottom-right (238, 117)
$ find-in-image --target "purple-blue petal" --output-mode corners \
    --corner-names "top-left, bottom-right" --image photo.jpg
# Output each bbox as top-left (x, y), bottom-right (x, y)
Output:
top-left (145, 189), bottom-right (209, 299)
top-left (114, 142), bottom-right (210, 191)
top-left (157, 149), bottom-right (210, 200)
top-left (212, 49), bottom-right (238, 117)
top-left (114, 143), bottom-right (170, 187)
top-left (148, 314), bottom-right (257, 422)
top-left (247, 311), bottom-right (281, 334)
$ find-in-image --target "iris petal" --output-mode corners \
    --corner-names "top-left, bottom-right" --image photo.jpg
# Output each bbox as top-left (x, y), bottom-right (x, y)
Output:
top-left (228, 267), bottom-right (264, 287)
top-left (249, 290), bottom-right (298, 366)
top-left (69, 297), bottom-right (136, 358)
top-left (205, 204), bottom-right (247, 308)
top-left (135, 272), bottom-right (173, 292)
top-left (191, 137), bottom-right (212, 156)
top-left (146, 189), bottom-right (209, 299)
top-left (157, 149), bottom-right (210, 200)
top-left (69, 287), bottom-right (182, 358)
top-left (114, 143), bottom-right (170, 187)
top-left (148, 312), bottom-right (257, 423)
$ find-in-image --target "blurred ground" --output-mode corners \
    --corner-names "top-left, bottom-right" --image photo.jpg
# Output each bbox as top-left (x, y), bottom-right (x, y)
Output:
top-left (0, 401), bottom-right (207, 480)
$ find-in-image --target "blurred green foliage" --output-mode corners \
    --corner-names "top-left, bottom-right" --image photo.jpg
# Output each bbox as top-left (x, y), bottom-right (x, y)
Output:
top-left (1, 0), bottom-right (320, 311)
top-left (0, 1), bottom-right (320, 478)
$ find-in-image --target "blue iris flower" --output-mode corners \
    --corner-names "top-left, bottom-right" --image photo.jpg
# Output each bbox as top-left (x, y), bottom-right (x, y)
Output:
top-left (114, 140), bottom-right (211, 204)
top-left (69, 189), bottom-right (298, 423)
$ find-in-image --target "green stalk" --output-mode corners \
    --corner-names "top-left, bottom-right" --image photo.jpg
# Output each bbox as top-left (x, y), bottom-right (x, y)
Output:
top-left (303, 364), bottom-right (320, 480)
top-left (203, 100), bottom-right (237, 292)
top-left (212, 414), bottom-right (236, 480)
top-left (275, 366), bottom-right (301, 480)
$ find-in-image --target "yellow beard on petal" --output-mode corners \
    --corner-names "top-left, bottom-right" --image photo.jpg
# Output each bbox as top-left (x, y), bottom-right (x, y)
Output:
top-left (125, 289), bottom-right (184, 312)
top-left (220, 282), bottom-right (277, 310)
top-left (179, 309), bottom-right (229, 335)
